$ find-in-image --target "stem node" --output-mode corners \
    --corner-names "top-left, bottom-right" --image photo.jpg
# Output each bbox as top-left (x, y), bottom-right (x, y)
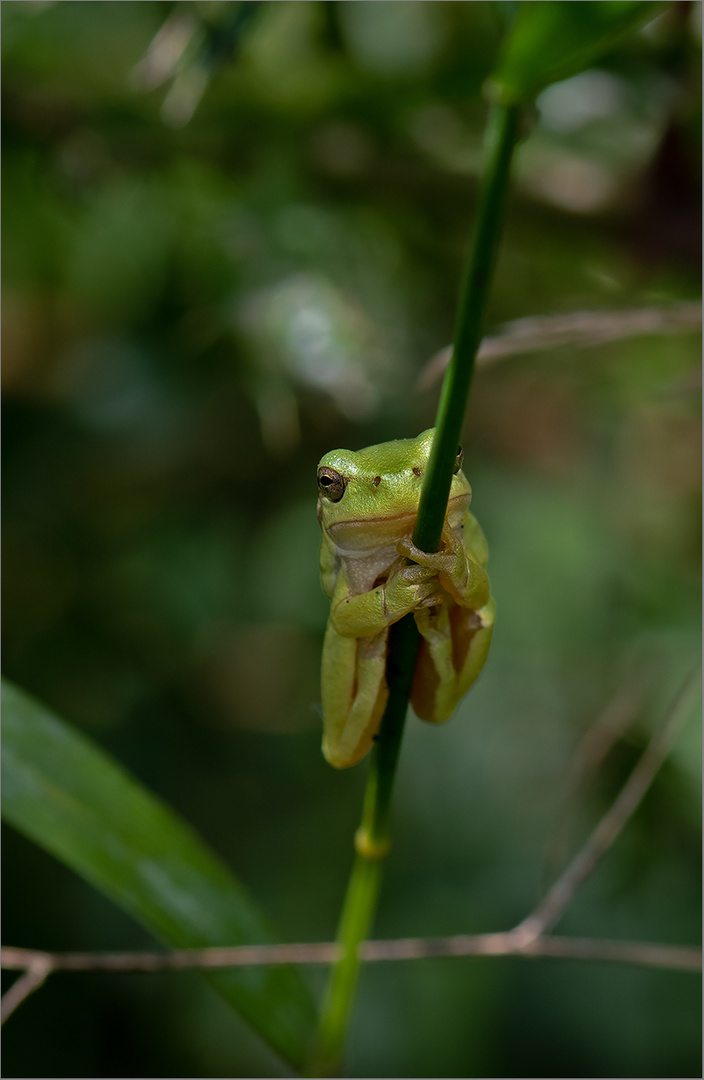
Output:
top-left (354, 829), bottom-right (392, 859)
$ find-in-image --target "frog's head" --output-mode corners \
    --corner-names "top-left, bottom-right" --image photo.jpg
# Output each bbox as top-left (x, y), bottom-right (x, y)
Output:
top-left (317, 428), bottom-right (471, 551)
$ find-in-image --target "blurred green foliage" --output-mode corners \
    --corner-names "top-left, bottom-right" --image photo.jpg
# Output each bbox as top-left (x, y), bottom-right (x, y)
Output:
top-left (490, 1), bottom-right (662, 102)
top-left (2, 680), bottom-right (317, 1069)
top-left (2, 2), bottom-right (701, 1077)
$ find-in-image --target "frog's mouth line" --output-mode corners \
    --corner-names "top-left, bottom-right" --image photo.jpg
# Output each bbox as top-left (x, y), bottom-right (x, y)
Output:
top-left (327, 493), bottom-right (470, 553)
top-left (329, 509), bottom-right (416, 533)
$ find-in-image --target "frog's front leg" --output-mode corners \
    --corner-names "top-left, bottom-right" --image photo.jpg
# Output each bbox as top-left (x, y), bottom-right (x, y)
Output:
top-left (322, 561), bottom-right (439, 768)
top-left (329, 559), bottom-right (440, 638)
top-left (397, 523), bottom-right (490, 611)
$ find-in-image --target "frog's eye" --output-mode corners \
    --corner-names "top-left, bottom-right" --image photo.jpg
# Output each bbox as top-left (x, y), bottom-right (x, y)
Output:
top-left (453, 446), bottom-right (464, 474)
top-left (318, 467), bottom-right (347, 502)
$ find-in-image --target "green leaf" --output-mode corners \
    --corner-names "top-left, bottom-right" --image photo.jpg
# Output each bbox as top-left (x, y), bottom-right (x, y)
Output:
top-left (489, 1), bottom-right (664, 104)
top-left (1, 680), bottom-right (316, 1070)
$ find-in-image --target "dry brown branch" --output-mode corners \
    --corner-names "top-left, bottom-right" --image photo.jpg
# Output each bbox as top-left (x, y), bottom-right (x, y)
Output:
top-left (2, 932), bottom-right (699, 983)
top-left (1, 956), bottom-right (52, 1023)
top-left (361, 933), bottom-right (701, 970)
top-left (514, 666), bottom-right (701, 944)
top-left (418, 301), bottom-right (702, 390)
top-left (1, 942), bottom-right (338, 973)
top-left (541, 677), bottom-right (646, 894)
top-left (2, 668), bottom-right (700, 1023)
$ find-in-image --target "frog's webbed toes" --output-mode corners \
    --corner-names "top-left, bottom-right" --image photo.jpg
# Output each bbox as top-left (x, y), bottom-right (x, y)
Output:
top-left (396, 538), bottom-right (431, 564)
top-left (399, 563), bottom-right (436, 584)
top-left (398, 542), bottom-right (455, 576)
top-left (383, 564), bottom-right (436, 619)
top-left (396, 537), bottom-right (434, 563)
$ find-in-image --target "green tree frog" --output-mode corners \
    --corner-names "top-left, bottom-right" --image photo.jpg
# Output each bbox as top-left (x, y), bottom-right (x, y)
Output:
top-left (317, 429), bottom-right (495, 769)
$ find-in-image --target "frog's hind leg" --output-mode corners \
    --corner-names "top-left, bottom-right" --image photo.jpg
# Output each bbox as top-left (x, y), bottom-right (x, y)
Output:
top-left (321, 626), bottom-right (389, 768)
top-left (412, 598), bottom-right (495, 724)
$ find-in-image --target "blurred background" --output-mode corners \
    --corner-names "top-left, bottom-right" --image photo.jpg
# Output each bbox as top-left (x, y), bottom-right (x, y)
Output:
top-left (2, 2), bottom-right (701, 1077)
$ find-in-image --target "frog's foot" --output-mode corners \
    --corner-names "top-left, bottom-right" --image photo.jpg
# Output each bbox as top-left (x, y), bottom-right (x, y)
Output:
top-left (383, 561), bottom-right (441, 621)
top-left (396, 529), bottom-right (469, 593)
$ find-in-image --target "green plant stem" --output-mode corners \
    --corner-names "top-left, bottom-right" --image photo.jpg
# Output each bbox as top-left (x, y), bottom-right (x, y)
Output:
top-left (414, 100), bottom-right (521, 554)
top-left (308, 616), bottom-right (418, 1078)
top-left (309, 101), bottom-right (521, 1078)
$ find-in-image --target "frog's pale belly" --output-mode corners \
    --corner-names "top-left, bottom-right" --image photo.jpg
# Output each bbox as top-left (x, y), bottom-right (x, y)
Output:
top-left (334, 543), bottom-right (401, 596)
top-left (330, 502), bottom-right (468, 599)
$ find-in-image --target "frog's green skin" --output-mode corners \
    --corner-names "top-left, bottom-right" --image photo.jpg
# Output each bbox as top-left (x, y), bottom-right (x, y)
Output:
top-left (317, 429), bottom-right (495, 769)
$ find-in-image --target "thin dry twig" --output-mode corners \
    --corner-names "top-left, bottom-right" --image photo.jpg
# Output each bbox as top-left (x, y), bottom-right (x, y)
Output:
top-left (514, 666), bottom-right (701, 944)
top-left (541, 677), bottom-right (646, 895)
top-left (361, 933), bottom-right (701, 970)
top-left (1, 942), bottom-right (339, 974)
top-left (419, 301), bottom-right (702, 390)
top-left (3, 668), bottom-right (700, 1022)
top-left (1, 957), bottom-right (52, 1024)
top-left (2, 932), bottom-right (699, 982)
